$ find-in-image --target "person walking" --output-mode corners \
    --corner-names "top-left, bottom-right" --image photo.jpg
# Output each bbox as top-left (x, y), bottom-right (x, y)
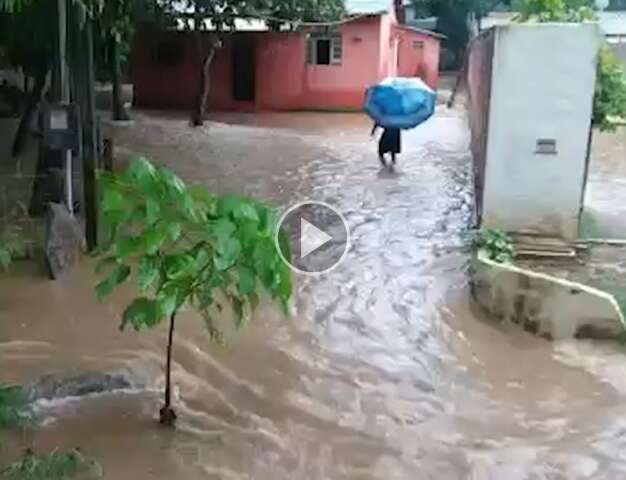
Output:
top-left (371, 123), bottom-right (401, 169)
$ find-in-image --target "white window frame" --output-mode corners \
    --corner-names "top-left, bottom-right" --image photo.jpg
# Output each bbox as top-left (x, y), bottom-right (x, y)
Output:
top-left (306, 33), bottom-right (342, 66)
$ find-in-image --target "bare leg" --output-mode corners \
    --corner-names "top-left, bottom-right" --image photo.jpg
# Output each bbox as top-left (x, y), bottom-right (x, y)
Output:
top-left (379, 154), bottom-right (386, 167)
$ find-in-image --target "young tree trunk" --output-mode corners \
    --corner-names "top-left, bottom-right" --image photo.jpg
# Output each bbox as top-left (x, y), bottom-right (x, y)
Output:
top-left (191, 46), bottom-right (217, 127)
top-left (159, 311), bottom-right (178, 426)
top-left (110, 32), bottom-right (129, 122)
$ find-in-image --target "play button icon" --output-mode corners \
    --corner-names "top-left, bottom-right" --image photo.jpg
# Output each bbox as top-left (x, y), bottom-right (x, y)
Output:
top-left (300, 218), bottom-right (332, 258)
top-left (275, 201), bottom-right (350, 275)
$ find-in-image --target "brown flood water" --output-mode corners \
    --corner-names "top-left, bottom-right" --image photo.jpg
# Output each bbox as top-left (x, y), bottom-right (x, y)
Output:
top-left (3, 109), bottom-right (626, 479)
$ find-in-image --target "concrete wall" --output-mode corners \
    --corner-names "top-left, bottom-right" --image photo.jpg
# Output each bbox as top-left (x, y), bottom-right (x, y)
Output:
top-left (481, 24), bottom-right (601, 240)
top-left (132, 18), bottom-right (441, 111)
top-left (472, 250), bottom-right (625, 340)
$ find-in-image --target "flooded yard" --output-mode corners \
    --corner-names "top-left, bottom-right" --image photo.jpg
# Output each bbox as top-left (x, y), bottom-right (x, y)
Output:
top-left (2, 109), bottom-right (626, 479)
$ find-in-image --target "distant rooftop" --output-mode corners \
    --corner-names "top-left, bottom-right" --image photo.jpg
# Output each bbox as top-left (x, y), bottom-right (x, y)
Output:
top-left (480, 10), bottom-right (626, 35)
top-left (345, 0), bottom-right (391, 15)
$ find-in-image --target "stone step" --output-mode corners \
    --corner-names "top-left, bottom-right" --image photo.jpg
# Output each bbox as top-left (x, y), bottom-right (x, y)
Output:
top-left (511, 235), bottom-right (579, 259)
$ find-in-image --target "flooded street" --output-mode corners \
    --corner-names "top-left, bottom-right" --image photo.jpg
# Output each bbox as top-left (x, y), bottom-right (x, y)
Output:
top-left (3, 109), bottom-right (626, 479)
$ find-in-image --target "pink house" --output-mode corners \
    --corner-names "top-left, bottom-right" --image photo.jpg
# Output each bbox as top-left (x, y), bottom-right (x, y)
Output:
top-left (132, 0), bottom-right (442, 111)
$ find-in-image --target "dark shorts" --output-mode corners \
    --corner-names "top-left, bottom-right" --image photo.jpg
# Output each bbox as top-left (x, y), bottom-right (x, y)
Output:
top-left (378, 128), bottom-right (401, 155)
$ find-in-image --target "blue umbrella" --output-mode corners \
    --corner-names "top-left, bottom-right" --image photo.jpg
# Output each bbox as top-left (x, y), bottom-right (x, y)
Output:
top-left (363, 77), bottom-right (436, 130)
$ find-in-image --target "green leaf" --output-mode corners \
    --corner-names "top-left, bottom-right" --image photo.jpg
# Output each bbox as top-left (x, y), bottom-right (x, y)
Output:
top-left (121, 297), bottom-right (160, 331)
top-left (213, 218), bottom-right (236, 240)
top-left (114, 236), bottom-right (143, 258)
top-left (157, 285), bottom-right (181, 319)
top-left (124, 157), bottom-right (157, 185)
top-left (253, 242), bottom-right (275, 289)
top-left (216, 237), bottom-right (241, 271)
top-left (0, 384), bottom-right (31, 429)
top-left (145, 196), bottom-right (160, 224)
top-left (95, 264), bottom-right (130, 299)
top-left (101, 188), bottom-right (125, 214)
top-left (164, 222), bottom-right (182, 243)
top-left (237, 267), bottom-right (255, 295)
top-left (222, 195), bottom-right (262, 222)
top-left (163, 254), bottom-right (195, 280)
top-left (142, 225), bottom-right (169, 255)
top-left (138, 256), bottom-right (160, 292)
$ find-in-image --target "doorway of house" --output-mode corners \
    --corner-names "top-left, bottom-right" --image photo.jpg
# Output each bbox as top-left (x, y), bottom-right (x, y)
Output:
top-left (232, 37), bottom-right (255, 102)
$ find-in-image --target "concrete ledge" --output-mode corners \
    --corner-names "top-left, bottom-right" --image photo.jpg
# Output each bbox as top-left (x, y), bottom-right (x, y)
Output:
top-left (471, 249), bottom-right (625, 340)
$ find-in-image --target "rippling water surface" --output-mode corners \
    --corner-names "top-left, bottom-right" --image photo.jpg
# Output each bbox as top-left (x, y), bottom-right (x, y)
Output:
top-left (2, 110), bottom-right (626, 479)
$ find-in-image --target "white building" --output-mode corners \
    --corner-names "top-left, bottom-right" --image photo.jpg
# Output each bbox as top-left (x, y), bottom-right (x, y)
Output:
top-left (467, 23), bottom-right (602, 240)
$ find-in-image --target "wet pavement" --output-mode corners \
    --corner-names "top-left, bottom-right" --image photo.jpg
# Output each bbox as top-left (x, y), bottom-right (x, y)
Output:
top-left (2, 109), bottom-right (626, 479)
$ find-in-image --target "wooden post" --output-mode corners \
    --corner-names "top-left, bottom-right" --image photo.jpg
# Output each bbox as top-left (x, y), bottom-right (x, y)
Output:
top-left (71, 6), bottom-right (99, 250)
top-left (82, 19), bottom-right (99, 250)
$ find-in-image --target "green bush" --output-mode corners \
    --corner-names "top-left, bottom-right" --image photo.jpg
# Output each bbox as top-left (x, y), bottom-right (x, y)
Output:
top-left (1, 449), bottom-right (101, 480)
top-left (0, 225), bottom-right (22, 270)
top-left (593, 46), bottom-right (626, 132)
top-left (473, 229), bottom-right (515, 263)
top-left (0, 384), bottom-right (30, 429)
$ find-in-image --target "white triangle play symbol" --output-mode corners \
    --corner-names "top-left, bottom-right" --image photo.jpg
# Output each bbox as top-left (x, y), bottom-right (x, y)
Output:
top-left (300, 218), bottom-right (332, 259)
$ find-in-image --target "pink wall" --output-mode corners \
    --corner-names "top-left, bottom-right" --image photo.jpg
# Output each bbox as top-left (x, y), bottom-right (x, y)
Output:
top-left (299, 17), bottom-right (382, 109)
top-left (132, 30), bottom-right (198, 109)
top-left (132, 15), bottom-right (440, 111)
top-left (394, 27), bottom-right (440, 89)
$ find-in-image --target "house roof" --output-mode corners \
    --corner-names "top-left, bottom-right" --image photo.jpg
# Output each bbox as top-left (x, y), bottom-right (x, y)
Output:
top-left (344, 0), bottom-right (391, 15)
top-left (480, 10), bottom-right (626, 35)
top-left (395, 23), bottom-right (446, 39)
top-left (598, 10), bottom-right (626, 35)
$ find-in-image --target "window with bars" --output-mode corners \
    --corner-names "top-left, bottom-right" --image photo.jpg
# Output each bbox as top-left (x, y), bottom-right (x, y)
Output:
top-left (306, 34), bottom-right (342, 66)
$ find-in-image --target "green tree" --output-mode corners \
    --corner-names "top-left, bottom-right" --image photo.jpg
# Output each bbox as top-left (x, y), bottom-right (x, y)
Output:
top-left (95, 157), bottom-right (292, 425)
top-left (593, 45), bottom-right (626, 132)
top-left (0, 0), bottom-right (56, 156)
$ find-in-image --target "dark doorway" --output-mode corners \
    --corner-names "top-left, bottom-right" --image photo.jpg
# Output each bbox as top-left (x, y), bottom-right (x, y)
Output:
top-left (232, 38), bottom-right (255, 102)
top-left (315, 39), bottom-right (331, 65)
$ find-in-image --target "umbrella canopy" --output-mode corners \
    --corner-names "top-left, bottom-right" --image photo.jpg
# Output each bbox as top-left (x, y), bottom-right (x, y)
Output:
top-left (363, 77), bottom-right (436, 130)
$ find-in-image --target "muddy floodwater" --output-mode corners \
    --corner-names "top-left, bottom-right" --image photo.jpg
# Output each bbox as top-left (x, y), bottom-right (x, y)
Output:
top-left (3, 109), bottom-right (626, 479)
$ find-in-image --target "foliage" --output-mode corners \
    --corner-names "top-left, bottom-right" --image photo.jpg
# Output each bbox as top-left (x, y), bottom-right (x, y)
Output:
top-left (0, 225), bottom-right (22, 270)
top-left (593, 46), bottom-right (626, 132)
top-left (162, 0), bottom-right (345, 30)
top-left (95, 157), bottom-right (292, 341)
top-left (473, 228), bottom-right (514, 263)
top-left (513, 0), bottom-right (595, 21)
top-left (0, 384), bottom-right (30, 429)
top-left (0, 0), bottom-right (56, 72)
top-left (1, 448), bottom-right (101, 480)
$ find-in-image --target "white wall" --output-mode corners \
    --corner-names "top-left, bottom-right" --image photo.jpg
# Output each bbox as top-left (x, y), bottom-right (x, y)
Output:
top-left (482, 24), bottom-right (602, 240)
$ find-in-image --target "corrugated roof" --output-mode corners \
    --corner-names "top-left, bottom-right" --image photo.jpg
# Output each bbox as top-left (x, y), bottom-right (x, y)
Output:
top-left (598, 11), bottom-right (626, 35)
top-left (480, 10), bottom-right (626, 35)
top-left (344, 0), bottom-right (391, 15)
